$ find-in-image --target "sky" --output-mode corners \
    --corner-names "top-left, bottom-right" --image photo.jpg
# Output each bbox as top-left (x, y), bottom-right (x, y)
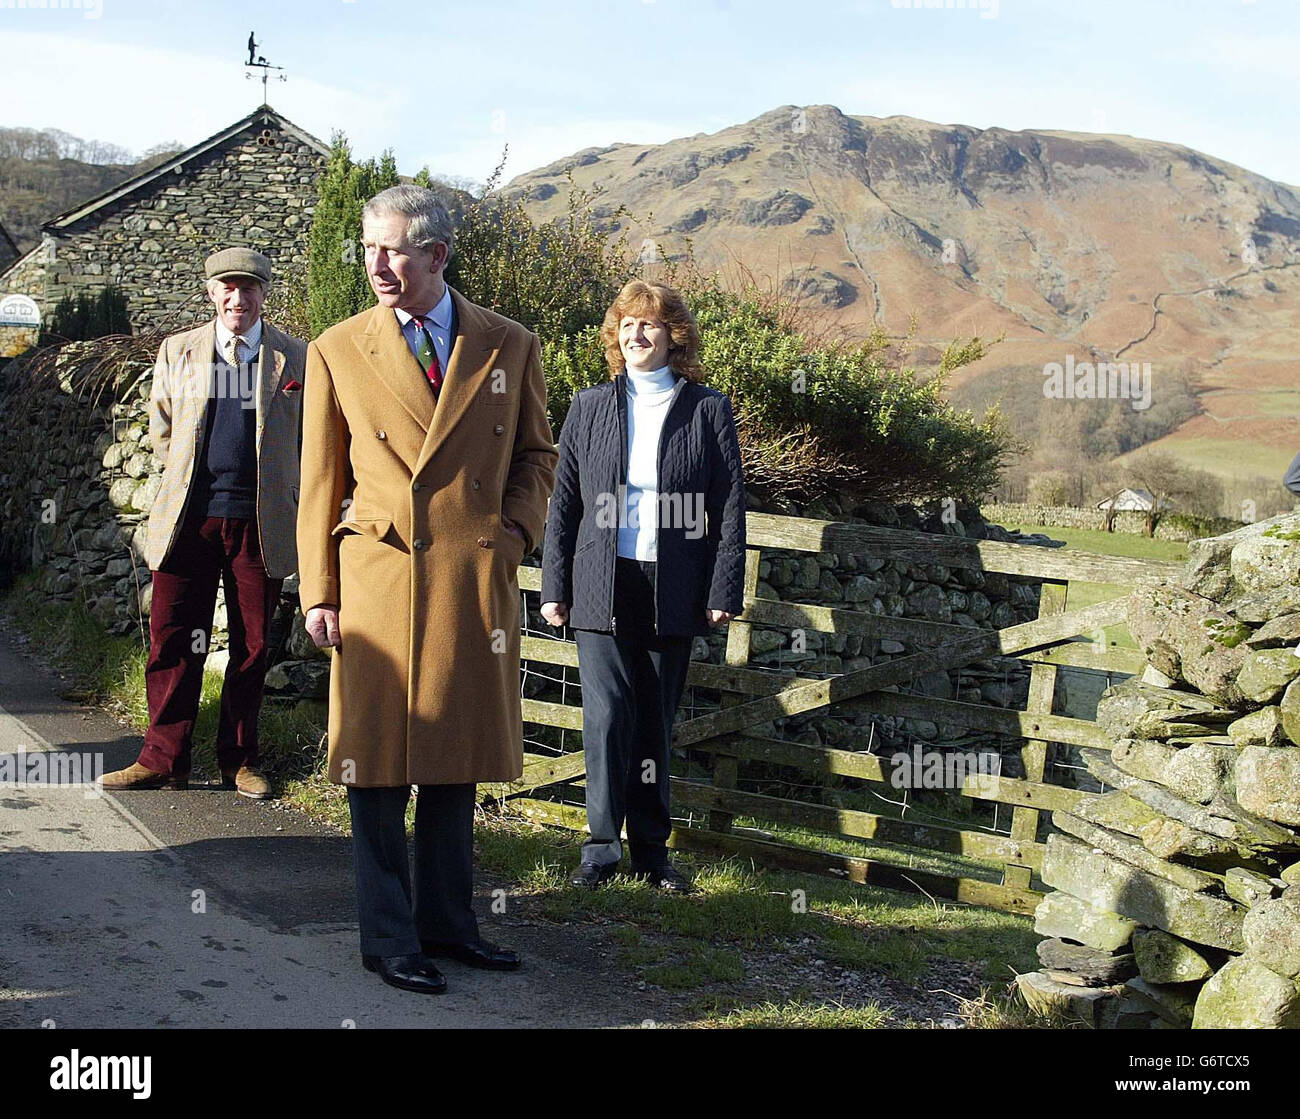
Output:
top-left (1, 0), bottom-right (1297, 188)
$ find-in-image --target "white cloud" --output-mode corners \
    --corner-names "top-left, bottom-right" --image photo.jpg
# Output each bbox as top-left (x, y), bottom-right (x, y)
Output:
top-left (1158, 32), bottom-right (1300, 81)
top-left (4, 11), bottom-right (1296, 192)
top-left (0, 29), bottom-right (727, 183)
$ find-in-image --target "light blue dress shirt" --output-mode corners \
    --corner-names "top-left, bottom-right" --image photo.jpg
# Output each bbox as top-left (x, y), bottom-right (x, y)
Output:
top-left (394, 285), bottom-right (453, 375)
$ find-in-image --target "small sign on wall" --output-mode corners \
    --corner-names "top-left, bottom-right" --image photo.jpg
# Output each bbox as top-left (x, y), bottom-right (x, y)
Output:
top-left (0, 294), bottom-right (41, 357)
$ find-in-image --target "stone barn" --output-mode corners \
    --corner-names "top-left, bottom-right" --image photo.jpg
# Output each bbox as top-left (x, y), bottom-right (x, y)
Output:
top-left (0, 105), bottom-right (328, 331)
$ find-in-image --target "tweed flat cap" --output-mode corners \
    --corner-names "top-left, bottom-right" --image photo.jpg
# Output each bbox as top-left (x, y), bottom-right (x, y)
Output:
top-left (205, 247), bottom-right (272, 285)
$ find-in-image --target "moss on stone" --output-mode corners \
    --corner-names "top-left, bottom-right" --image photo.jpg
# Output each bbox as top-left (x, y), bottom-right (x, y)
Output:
top-left (1199, 615), bottom-right (1251, 648)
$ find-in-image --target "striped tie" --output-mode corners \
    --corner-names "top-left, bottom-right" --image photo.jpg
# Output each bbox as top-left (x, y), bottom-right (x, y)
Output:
top-left (410, 316), bottom-right (444, 397)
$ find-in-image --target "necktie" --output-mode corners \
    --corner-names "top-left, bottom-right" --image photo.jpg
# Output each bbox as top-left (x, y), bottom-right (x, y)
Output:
top-left (410, 316), bottom-right (444, 397)
top-left (225, 336), bottom-right (243, 365)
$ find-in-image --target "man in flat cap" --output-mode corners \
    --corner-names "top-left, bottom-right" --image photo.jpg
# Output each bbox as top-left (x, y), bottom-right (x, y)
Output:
top-left (103, 248), bottom-right (306, 798)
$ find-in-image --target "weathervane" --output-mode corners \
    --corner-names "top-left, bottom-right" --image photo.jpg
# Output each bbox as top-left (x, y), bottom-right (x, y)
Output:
top-left (243, 32), bottom-right (287, 105)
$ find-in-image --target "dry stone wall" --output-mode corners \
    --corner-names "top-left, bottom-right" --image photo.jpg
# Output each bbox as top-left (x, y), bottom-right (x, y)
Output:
top-left (1019, 513), bottom-right (1300, 1029)
top-left (689, 496), bottom-right (1048, 762)
top-left (981, 502), bottom-right (1240, 543)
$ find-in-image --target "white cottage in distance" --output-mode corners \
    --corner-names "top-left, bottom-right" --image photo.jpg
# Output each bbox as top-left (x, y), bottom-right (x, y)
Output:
top-left (1096, 488), bottom-right (1173, 513)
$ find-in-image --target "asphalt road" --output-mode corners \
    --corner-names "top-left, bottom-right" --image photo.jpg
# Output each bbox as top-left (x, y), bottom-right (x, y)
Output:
top-left (0, 622), bottom-right (646, 1029)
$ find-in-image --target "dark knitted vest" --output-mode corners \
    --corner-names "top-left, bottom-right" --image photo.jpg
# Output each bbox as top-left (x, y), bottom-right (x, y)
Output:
top-left (195, 345), bottom-right (259, 520)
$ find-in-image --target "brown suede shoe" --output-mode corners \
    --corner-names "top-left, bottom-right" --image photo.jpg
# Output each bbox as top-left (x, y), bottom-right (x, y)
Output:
top-left (221, 766), bottom-right (272, 800)
top-left (101, 762), bottom-right (187, 791)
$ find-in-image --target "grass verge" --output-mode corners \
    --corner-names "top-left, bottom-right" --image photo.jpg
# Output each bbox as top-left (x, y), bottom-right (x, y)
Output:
top-left (470, 804), bottom-right (1043, 1025)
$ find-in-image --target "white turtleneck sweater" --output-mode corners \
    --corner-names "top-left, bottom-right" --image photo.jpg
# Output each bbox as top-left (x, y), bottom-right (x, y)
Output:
top-left (618, 364), bottom-right (677, 561)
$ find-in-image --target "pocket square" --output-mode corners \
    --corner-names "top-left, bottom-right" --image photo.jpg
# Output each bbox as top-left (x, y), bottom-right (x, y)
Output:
top-left (281, 379), bottom-right (302, 395)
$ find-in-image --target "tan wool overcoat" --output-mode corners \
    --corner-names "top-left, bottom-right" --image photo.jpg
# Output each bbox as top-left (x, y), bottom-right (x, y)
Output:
top-left (297, 289), bottom-right (557, 787)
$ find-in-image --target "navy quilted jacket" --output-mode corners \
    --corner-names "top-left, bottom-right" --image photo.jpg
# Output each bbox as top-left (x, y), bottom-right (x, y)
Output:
top-left (1285, 451), bottom-right (1300, 497)
top-left (541, 373), bottom-right (746, 636)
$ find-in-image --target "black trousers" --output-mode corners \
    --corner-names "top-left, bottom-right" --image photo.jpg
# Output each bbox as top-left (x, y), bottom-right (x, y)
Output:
top-left (574, 558), bottom-right (692, 870)
top-left (346, 783), bottom-right (479, 957)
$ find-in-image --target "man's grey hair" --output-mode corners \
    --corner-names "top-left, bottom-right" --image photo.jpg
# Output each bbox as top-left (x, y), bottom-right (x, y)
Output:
top-left (362, 185), bottom-right (455, 260)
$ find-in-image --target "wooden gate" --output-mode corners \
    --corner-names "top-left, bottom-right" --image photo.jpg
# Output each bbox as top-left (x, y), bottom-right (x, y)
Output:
top-left (488, 512), bottom-right (1180, 915)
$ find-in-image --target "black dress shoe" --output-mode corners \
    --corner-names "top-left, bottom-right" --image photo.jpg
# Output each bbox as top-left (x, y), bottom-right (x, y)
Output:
top-left (634, 862), bottom-right (696, 893)
top-left (571, 862), bottom-right (618, 889)
top-left (421, 939), bottom-right (521, 971)
top-left (361, 953), bottom-right (447, 994)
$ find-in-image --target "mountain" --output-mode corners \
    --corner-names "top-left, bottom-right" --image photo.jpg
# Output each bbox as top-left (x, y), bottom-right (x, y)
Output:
top-left (504, 105), bottom-right (1300, 504)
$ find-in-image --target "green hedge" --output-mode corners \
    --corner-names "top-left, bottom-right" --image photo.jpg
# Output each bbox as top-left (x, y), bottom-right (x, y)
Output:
top-left (541, 279), bottom-right (1017, 505)
top-left (42, 285), bottom-right (130, 344)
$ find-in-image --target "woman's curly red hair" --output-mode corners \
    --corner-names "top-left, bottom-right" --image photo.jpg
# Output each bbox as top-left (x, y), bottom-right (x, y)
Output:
top-left (600, 280), bottom-right (703, 381)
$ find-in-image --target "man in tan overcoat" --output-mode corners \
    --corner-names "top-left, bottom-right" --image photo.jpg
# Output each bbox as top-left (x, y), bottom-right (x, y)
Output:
top-left (297, 185), bottom-right (556, 994)
top-left (104, 247), bottom-right (304, 799)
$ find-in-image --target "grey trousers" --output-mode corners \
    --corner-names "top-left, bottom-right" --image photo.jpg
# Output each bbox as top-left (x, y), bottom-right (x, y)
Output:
top-left (346, 783), bottom-right (479, 957)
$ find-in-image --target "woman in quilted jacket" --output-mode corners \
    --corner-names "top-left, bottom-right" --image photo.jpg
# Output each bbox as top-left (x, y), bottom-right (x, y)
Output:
top-left (540, 280), bottom-right (747, 892)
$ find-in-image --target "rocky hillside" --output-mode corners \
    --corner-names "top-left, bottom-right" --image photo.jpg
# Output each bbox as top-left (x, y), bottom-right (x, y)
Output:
top-left (505, 105), bottom-right (1300, 488)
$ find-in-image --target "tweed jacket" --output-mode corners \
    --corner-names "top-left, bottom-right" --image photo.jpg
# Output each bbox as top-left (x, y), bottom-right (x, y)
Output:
top-left (145, 319), bottom-right (306, 578)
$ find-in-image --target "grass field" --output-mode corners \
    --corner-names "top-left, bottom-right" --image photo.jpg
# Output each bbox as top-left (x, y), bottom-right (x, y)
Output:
top-left (998, 524), bottom-right (1188, 564)
top-left (1196, 389), bottom-right (1300, 420)
top-left (1118, 435), bottom-right (1294, 485)
top-left (985, 520), bottom-right (1188, 648)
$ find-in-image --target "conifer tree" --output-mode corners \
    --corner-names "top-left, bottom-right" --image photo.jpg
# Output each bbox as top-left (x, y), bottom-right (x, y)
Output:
top-left (307, 133), bottom-right (399, 335)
